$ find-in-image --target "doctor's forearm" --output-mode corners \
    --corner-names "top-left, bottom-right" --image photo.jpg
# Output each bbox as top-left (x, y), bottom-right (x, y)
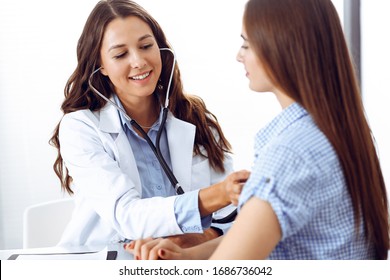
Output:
top-left (198, 182), bottom-right (230, 217)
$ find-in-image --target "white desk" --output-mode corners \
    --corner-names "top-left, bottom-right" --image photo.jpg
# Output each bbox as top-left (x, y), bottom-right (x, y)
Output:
top-left (3, 246), bottom-right (389, 260)
top-left (0, 243), bottom-right (134, 260)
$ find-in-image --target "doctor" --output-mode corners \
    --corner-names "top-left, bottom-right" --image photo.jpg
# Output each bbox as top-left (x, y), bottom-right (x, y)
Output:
top-left (49, 0), bottom-right (247, 247)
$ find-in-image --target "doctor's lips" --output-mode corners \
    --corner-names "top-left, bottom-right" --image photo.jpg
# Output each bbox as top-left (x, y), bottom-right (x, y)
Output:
top-left (129, 70), bottom-right (152, 80)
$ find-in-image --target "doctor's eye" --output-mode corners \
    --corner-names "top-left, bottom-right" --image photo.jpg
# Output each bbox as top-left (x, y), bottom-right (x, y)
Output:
top-left (113, 52), bottom-right (128, 59)
top-left (140, 43), bottom-right (154, 50)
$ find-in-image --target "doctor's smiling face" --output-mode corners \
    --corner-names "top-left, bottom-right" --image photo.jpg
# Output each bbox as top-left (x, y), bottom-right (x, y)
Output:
top-left (99, 16), bottom-right (162, 104)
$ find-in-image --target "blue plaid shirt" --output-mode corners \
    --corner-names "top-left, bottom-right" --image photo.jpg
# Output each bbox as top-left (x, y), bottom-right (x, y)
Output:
top-left (238, 102), bottom-right (374, 259)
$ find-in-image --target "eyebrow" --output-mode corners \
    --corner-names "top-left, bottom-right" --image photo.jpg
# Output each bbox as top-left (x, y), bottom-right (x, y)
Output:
top-left (107, 34), bottom-right (154, 52)
top-left (241, 34), bottom-right (248, 41)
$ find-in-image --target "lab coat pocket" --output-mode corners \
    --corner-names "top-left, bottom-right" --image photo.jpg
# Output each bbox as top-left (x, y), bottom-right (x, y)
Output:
top-left (190, 159), bottom-right (211, 191)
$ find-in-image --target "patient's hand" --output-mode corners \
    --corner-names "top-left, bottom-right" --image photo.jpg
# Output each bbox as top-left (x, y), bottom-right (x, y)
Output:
top-left (165, 227), bottom-right (220, 248)
top-left (223, 170), bottom-right (250, 205)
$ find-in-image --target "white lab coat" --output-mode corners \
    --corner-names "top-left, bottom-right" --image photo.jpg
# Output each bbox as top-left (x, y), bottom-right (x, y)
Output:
top-left (57, 102), bottom-right (234, 246)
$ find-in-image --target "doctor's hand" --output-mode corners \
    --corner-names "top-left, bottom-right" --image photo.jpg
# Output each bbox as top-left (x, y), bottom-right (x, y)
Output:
top-left (124, 237), bottom-right (190, 260)
top-left (124, 228), bottom-right (219, 260)
top-left (223, 170), bottom-right (250, 205)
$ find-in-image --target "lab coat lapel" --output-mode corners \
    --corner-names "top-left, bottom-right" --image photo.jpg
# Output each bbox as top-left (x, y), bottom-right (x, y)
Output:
top-left (98, 102), bottom-right (122, 133)
top-left (165, 112), bottom-right (196, 192)
top-left (98, 103), bottom-right (142, 194)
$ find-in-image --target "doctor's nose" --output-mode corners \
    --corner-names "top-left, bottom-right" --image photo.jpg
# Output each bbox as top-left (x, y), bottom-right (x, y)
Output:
top-left (129, 51), bottom-right (147, 69)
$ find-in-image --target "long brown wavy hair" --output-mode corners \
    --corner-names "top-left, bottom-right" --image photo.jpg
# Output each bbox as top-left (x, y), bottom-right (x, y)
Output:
top-left (49, 0), bottom-right (231, 195)
top-left (243, 0), bottom-right (389, 259)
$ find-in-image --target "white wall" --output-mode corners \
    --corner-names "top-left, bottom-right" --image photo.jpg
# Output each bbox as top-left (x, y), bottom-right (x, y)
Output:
top-left (0, 0), bottom-right (387, 250)
top-left (361, 1), bottom-right (390, 193)
top-left (0, 1), bottom-right (95, 249)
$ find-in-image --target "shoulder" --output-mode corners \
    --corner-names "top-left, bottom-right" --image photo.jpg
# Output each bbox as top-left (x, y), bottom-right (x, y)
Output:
top-left (59, 109), bottom-right (103, 141)
top-left (61, 109), bottom-right (99, 126)
top-left (274, 115), bottom-right (336, 162)
top-left (253, 115), bottom-right (341, 190)
top-left (166, 112), bottom-right (196, 133)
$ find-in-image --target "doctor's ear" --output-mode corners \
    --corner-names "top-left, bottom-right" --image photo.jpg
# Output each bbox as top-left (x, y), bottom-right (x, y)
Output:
top-left (100, 66), bottom-right (108, 76)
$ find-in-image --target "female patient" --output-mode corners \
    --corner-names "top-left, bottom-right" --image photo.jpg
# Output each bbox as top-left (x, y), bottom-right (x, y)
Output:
top-left (49, 0), bottom-right (246, 247)
top-left (127, 0), bottom-right (389, 259)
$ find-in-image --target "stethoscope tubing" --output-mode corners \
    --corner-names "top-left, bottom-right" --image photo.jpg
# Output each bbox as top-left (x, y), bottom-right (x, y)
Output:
top-left (87, 48), bottom-right (184, 195)
top-left (87, 48), bottom-right (236, 223)
top-left (130, 108), bottom-right (184, 195)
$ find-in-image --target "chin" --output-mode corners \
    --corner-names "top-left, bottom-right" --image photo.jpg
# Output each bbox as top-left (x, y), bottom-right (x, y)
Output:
top-left (249, 84), bottom-right (261, 92)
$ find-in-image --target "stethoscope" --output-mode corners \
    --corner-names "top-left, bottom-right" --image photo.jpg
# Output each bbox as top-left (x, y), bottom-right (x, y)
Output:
top-left (88, 48), bottom-right (236, 224)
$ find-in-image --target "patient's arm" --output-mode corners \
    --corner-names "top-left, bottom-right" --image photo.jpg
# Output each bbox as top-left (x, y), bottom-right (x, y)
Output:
top-left (210, 197), bottom-right (281, 259)
top-left (126, 198), bottom-right (280, 260)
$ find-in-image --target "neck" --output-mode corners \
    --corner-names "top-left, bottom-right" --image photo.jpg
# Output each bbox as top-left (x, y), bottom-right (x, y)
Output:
top-left (122, 95), bottom-right (160, 129)
top-left (274, 90), bottom-right (295, 109)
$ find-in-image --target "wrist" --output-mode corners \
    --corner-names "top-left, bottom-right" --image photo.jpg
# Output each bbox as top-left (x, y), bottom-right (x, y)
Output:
top-left (198, 182), bottom-right (231, 216)
top-left (218, 180), bottom-right (231, 205)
